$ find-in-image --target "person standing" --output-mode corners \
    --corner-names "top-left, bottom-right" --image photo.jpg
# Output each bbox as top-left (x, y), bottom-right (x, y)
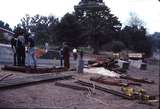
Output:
top-left (73, 48), bottom-right (78, 60)
top-left (45, 42), bottom-right (49, 53)
top-left (16, 30), bottom-right (25, 66)
top-left (77, 50), bottom-right (84, 73)
top-left (27, 33), bottom-right (36, 68)
top-left (59, 47), bottom-right (64, 67)
top-left (10, 37), bottom-right (17, 66)
top-left (63, 42), bottom-right (70, 69)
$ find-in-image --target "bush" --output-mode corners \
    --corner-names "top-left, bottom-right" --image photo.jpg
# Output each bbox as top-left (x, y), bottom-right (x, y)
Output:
top-left (132, 38), bottom-right (152, 58)
top-left (112, 41), bottom-right (125, 53)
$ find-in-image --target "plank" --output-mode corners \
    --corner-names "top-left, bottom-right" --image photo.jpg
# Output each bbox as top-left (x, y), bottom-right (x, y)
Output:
top-left (0, 74), bottom-right (72, 89)
top-left (90, 77), bottom-right (141, 87)
top-left (0, 74), bottom-right (13, 81)
top-left (120, 75), bottom-right (154, 84)
top-left (55, 81), bottom-right (89, 91)
top-left (1, 65), bottom-right (66, 73)
top-left (75, 79), bottom-right (134, 100)
top-left (2, 65), bottom-right (26, 72)
top-left (90, 77), bottom-right (128, 87)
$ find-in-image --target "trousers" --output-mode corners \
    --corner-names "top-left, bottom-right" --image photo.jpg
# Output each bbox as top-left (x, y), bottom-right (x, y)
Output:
top-left (27, 47), bottom-right (36, 67)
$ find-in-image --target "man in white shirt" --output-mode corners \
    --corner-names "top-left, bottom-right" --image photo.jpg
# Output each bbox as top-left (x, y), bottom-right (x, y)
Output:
top-left (73, 48), bottom-right (77, 60)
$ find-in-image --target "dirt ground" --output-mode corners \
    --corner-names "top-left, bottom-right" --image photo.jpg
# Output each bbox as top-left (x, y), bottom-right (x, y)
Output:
top-left (0, 62), bottom-right (159, 109)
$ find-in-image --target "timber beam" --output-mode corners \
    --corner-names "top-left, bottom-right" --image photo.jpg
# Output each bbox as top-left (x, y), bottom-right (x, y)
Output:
top-left (90, 77), bottom-right (128, 87)
top-left (55, 82), bottom-right (89, 91)
top-left (75, 79), bottom-right (134, 100)
top-left (90, 77), bottom-right (141, 87)
top-left (2, 65), bottom-right (66, 73)
top-left (120, 75), bottom-right (154, 84)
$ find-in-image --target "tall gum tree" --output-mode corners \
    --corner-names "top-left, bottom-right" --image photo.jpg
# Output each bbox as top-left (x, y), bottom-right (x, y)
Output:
top-left (74, 0), bottom-right (121, 54)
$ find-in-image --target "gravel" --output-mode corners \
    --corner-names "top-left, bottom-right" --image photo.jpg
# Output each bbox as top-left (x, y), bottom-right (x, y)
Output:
top-left (0, 62), bottom-right (159, 109)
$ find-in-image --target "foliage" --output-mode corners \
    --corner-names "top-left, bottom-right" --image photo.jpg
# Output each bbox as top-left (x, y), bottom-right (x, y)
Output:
top-left (118, 13), bottom-right (152, 57)
top-left (17, 14), bottom-right (59, 45)
top-left (151, 32), bottom-right (160, 51)
top-left (53, 13), bottom-right (84, 47)
top-left (75, 4), bottom-right (121, 54)
top-left (111, 40), bottom-right (125, 53)
top-left (120, 26), bottom-right (152, 57)
top-left (127, 12), bottom-right (145, 28)
top-left (15, 5), bottom-right (152, 57)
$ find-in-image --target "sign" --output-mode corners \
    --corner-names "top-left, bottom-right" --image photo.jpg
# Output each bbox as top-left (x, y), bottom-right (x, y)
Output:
top-left (128, 53), bottom-right (143, 59)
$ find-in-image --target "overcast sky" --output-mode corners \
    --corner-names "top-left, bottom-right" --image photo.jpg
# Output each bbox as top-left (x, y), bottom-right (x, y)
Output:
top-left (0, 0), bottom-right (160, 34)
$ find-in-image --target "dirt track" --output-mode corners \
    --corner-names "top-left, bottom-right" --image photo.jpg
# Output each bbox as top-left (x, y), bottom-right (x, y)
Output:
top-left (0, 63), bottom-right (159, 109)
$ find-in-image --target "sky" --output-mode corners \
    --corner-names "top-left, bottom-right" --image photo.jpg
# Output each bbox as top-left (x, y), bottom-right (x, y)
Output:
top-left (0, 0), bottom-right (160, 34)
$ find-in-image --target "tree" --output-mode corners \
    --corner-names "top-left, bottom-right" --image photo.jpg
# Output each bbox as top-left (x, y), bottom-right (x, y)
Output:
top-left (120, 26), bottom-right (152, 57)
top-left (75, 0), bottom-right (121, 54)
top-left (112, 40), bottom-right (125, 53)
top-left (18, 14), bottom-right (58, 45)
top-left (127, 12), bottom-right (145, 28)
top-left (119, 12), bottom-right (153, 57)
top-left (19, 14), bottom-right (31, 32)
top-left (151, 32), bottom-right (160, 51)
top-left (53, 13), bottom-right (84, 47)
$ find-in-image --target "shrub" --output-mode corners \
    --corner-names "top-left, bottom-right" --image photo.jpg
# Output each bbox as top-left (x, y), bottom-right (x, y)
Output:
top-left (112, 41), bottom-right (125, 53)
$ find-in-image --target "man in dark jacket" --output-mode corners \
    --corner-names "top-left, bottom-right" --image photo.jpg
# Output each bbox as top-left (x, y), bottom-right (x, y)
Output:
top-left (63, 42), bottom-right (70, 69)
top-left (11, 37), bottom-right (17, 66)
top-left (16, 31), bottom-right (25, 66)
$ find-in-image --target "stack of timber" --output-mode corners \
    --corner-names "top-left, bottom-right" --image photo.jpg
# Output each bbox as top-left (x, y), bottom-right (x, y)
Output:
top-left (75, 79), bottom-right (134, 100)
top-left (87, 58), bottom-right (129, 74)
top-left (75, 79), bottom-right (157, 103)
top-left (2, 65), bottom-right (66, 73)
top-left (90, 76), bottom-right (141, 87)
top-left (120, 75), bottom-right (154, 84)
top-left (0, 74), bottom-right (13, 81)
top-left (88, 58), bottom-right (119, 70)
